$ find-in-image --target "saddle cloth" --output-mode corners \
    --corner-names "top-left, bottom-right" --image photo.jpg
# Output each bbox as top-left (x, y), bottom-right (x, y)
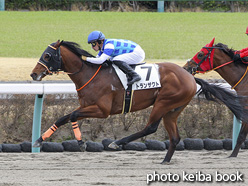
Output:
top-left (112, 63), bottom-right (161, 90)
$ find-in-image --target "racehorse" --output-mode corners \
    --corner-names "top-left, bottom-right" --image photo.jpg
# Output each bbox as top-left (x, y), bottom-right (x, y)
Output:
top-left (183, 37), bottom-right (248, 158)
top-left (30, 40), bottom-right (246, 164)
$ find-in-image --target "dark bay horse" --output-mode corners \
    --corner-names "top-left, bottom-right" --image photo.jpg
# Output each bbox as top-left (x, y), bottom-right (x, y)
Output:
top-left (31, 40), bottom-right (245, 164)
top-left (183, 38), bottom-right (248, 158)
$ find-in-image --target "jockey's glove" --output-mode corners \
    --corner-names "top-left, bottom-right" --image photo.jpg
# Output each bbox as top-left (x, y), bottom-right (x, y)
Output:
top-left (102, 61), bottom-right (112, 67)
top-left (233, 54), bottom-right (241, 61)
top-left (81, 56), bottom-right (87, 61)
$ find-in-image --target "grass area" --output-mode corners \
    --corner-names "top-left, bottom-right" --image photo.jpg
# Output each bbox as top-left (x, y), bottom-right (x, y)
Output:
top-left (0, 11), bottom-right (248, 59)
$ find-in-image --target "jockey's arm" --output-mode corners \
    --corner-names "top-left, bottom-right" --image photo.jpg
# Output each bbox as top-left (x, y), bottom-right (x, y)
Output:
top-left (86, 53), bottom-right (110, 64)
top-left (86, 43), bottom-right (114, 64)
top-left (240, 47), bottom-right (248, 58)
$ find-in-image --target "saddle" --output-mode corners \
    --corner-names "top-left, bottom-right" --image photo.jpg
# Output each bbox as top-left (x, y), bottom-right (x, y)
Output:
top-left (235, 50), bottom-right (248, 64)
top-left (242, 57), bottom-right (248, 64)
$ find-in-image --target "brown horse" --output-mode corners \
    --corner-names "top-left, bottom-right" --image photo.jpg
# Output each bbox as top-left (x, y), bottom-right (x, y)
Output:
top-left (30, 40), bottom-right (245, 164)
top-left (183, 38), bottom-right (248, 158)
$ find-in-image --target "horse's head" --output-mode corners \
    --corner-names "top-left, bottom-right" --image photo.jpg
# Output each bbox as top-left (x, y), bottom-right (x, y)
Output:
top-left (183, 38), bottom-right (216, 75)
top-left (30, 40), bottom-right (63, 81)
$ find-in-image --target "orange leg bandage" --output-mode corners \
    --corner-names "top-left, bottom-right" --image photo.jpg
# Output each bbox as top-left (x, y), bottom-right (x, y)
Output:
top-left (72, 122), bottom-right (82, 141)
top-left (42, 124), bottom-right (58, 141)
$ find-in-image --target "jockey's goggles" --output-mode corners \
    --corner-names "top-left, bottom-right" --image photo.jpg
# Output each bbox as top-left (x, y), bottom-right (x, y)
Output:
top-left (91, 42), bottom-right (97, 47)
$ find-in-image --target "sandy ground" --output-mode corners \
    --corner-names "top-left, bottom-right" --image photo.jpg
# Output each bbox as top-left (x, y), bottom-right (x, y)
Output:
top-left (0, 150), bottom-right (247, 186)
top-left (0, 57), bottom-right (222, 81)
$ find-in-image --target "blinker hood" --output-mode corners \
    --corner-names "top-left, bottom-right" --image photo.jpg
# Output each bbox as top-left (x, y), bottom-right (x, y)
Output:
top-left (39, 44), bottom-right (62, 72)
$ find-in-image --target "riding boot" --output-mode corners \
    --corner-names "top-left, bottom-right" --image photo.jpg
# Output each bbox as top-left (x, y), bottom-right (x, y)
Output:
top-left (113, 61), bottom-right (141, 85)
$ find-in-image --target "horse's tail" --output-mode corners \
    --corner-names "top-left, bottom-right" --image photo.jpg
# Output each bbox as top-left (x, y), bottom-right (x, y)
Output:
top-left (194, 77), bottom-right (247, 122)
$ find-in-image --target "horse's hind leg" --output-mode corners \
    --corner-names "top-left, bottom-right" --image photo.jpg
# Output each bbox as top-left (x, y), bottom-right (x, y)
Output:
top-left (33, 114), bottom-right (71, 147)
top-left (229, 122), bottom-right (248, 157)
top-left (109, 107), bottom-right (164, 149)
top-left (109, 119), bottom-right (162, 149)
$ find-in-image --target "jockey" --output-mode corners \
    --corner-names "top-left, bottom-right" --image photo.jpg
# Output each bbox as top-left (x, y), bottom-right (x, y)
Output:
top-left (81, 31), bottom-right (145, 86)
top-left (233, 26), bottom-right (248, 62)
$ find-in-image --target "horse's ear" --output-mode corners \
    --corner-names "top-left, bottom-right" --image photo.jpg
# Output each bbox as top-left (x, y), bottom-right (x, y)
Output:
top-left (54, 40), bottom-right (63, 48)
top-left (206, 37), bottom-right (215, 47)
top-left (58, 40), bottom-right (64, 47)
top-left (53, 40), bottom-right (60, 48)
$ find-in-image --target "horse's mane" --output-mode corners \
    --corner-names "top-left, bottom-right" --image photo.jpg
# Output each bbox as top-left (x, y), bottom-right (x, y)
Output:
top-left (60, 41), bottom-right (111, 67)
top-left (60, 41), bottom-right (104, 67)
top-left (214, 43), bottom-right (235, 59)
top-left (214, 43), bottom-right (246, 65)
top-left (61, 41), bottom-right (95, 58)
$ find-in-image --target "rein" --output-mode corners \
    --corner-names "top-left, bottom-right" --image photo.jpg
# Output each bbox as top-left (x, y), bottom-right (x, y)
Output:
top-left (57, 63), bottom-right (84, 76)
top-left (232, 66), bottom-right (248, 89)
top-left (195, 60), bottom-right (234, 74)
top-left (76, 65), bottom-right (102, 92)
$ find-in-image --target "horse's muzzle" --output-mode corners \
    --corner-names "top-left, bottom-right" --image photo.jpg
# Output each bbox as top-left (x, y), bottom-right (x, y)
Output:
top-left (30, 73), bottom-right (44, 81)
top-left (30, 73), bottom-right (37, 80)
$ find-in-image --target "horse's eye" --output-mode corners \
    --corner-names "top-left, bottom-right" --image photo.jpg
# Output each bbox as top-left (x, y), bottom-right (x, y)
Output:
top-left (198, 53), bottom-right (204, 58)
top-left (44, 53), bottom-right (52, 62)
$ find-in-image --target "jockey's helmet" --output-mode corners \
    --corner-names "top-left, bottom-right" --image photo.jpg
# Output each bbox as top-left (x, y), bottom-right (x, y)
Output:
top-left (88, 31), bottom-right (105, 44)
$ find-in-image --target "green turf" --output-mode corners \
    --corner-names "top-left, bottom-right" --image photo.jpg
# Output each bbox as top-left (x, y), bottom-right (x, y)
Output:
top-left (0, 11), bottom-right (248, 59)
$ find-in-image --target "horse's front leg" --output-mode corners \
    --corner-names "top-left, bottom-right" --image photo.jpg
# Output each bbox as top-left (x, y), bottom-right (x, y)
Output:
top-left (69, 104), bottom-right (111, 151)
top-left (33, 114), bottom-right (71, 147)
top-left (33, 104), bottom-right (110, 149)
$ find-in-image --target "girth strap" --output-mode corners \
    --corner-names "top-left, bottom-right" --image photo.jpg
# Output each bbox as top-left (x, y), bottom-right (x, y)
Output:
top-left (122, 85), bottom-right (134, 114)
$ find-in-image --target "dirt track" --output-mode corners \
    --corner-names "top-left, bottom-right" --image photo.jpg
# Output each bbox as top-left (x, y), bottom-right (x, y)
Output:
top-left (0, 150), bottom-right (247, 186)
top-left (0, 57), bottom-right (221, 81)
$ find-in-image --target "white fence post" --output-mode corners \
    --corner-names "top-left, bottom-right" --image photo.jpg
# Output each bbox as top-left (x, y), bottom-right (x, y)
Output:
top-left (31, 94), bottom-right (44, 153)
top-left (232, 116), bottom-right (241, 150)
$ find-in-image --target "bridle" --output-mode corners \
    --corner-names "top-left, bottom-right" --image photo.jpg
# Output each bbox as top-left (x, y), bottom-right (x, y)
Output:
top-left (188, 46), bottom-right (248, 89)
top-left (188, 46), bottom-right (222, 75)
top-left (38, 43), bottom-right (83, 76)
top-left (38, 42), bottom-right (102, 92)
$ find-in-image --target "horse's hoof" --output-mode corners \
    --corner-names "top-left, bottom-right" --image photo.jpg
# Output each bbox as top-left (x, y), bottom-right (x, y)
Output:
top-left (33, 141), bottom-right (42, 148)
top-left (108, 142), bottom-right (119, 149)
top-left (161, 161), bottom-right (170, 165)
top-left (78, 141), bottom-right (87, 152)
top-left (32, 137), bottom-right (43, 148)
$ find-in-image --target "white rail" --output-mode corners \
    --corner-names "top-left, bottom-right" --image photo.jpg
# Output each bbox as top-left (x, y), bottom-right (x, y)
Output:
top-left (0, 82), bottom-right (76, 94)
top-left (0, 82), bottom-right (241, 152)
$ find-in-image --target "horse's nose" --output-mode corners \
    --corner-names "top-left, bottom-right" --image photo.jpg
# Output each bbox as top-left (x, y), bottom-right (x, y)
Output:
top-left (30, 73), bottom-right (37, 80)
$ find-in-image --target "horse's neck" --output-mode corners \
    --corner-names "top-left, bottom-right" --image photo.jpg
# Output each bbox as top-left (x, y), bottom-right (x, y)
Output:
top-left (69, 62), bottom-right (102, 90)
top-left (215, 59), bottom-right (247, 87)
top-left (61, 46), bottom-right (106, 90)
